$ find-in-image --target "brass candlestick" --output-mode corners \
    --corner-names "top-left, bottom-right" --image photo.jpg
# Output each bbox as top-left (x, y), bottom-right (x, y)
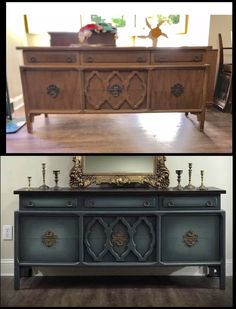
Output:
top-left (185, 163), bottom-right (195, 190)
top-left (39, 163), bottom-right (49, 190)
top-left (27, 177), bottom-right (32, 190)
top-left (174, 170), bottom-right (183, 190)
top-left (199, 170), bottom-right (207, 190)
top-left (53, 170), bottom-right (60, 190)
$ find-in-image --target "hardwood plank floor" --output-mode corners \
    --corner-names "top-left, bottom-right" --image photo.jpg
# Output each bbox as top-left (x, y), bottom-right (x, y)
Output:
top-left (1, 276), bottom-right (232, 307)
top-left (6, 107), bottom-right (232, 153)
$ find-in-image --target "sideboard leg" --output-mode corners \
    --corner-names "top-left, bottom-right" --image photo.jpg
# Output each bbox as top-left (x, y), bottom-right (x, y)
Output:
top-left (185, 112), bottom-right (189, 116)
top-left (45, 114), bottom-right (48, 118)
top-left (14, 265), bottom-right (20, 290)
top-left (220, 263), bottom-right (226, 290)
top-left (29, 114), bottom-right (34, 123)
top-left (26, 114), bottom-right (33, 133)
top-left (199, 112), bottom-right (205, 132)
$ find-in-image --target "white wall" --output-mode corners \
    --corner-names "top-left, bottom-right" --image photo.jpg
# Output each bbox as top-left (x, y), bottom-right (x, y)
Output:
top-left (1, 155), bottom-right (232, 276)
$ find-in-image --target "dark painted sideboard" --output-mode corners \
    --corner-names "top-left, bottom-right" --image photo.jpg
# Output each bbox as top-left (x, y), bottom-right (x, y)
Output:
top-left (16, 46), bottom-right (217, 133)
top-left (14, 187), bottom-right (226, 289)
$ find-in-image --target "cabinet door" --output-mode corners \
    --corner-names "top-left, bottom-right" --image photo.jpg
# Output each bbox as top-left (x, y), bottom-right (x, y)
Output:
top-left (19, 215), bottom-right (79, 263)
top-left (84, 215), bottom-right (157, 263)
top-left (21, 68), bottom-right (81, 111)
top-left (151, 67), bottom-right (207, 110)
top-left (161, 214), bottom-right (221, 262)
top-left (84, 69), bottom-right (148, 111)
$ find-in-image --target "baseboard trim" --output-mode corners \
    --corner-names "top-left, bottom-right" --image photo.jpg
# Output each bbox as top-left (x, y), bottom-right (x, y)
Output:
top-left (1, 259), bottom-right (232, 277)
top-left (10, 94), bottom-right (24, 110)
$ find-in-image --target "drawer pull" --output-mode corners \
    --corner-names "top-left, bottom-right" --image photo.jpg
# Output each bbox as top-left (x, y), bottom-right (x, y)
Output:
top-left (66, 57), bottom-right (73, 63)
top-left (205, 201), bottom-right (213, 207)
top-left (30, 57), bottom-right (36, 63)
top-left (89, 200), bottom-right (95, 206)
top-left (137, 57), bottom-right (145, 63)
top-left (143, 201), bottom-right (151, 207)
top-left (193, 55), bottom-right (201, 62)
top-left (167, 201), bottom-right (174, 207)
top-left (158, 56), bottom-right (167, 61)
top-left (27, 201), bottom-right (34, 207)
top-left (66, 201), bottom-right (73, 207)
top-left (42, 231), bottom-right (57, 247)
top-left (87, 57), bottom-right (93, 63)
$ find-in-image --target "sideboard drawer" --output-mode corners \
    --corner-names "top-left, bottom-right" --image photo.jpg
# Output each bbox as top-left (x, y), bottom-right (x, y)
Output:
top-left (161, 214), bottom-right (221, 262)
top-left (24, 51), bottom-right (78, 64)
top-left (19, 215), bottom-right (79, 263)
top-left (20, 196), bottom-right (78, 209)
top-left (160, 195), bottom-right (219, 210)
top-left (151, 51), bottom-right (204, 64)
top-left (81, 51), bottom-right (149, 65)
top-left (84, 195), bottom-right (156, 209)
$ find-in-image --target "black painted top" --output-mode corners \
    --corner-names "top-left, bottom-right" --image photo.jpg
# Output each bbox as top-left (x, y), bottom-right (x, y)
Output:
top-left (14, 187), bottom-right (226, 195)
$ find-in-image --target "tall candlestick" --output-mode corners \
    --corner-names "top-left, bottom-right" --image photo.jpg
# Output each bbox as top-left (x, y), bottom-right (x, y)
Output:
top-left (185, 163), bottom-right (195, 190)
top-left (39, 163), bottom-right (49, 190)
top-left (199, 170), bottom-right (207, 190)
top-left (174, 170), bottom-right (183, 190)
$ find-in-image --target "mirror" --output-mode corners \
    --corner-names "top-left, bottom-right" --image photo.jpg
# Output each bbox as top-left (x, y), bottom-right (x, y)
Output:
top-left (83, 156), bottom-right (155, 174)
top-left (70, 156), bottom-right (169, 189)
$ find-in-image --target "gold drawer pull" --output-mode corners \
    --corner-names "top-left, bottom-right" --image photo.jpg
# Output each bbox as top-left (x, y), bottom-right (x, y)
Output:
top-left (42, 231), bottom-right (57, 247)
top-left (143, 201), bottom-right (151, 207)
top-left (137, 57), bottom-right (145, 63)
top-left (66, 201), bottom-right (73, 207)
top-left (167, 201), bottom-right (174, 207)
top-left (193, 55), bottom-right (201, 62)
top-left (87, 57), bottom-right (93, 63)
top-left (30, 57), bottom-right (36, 63)
top-left (205, 201), bottom-right (213, 207)
top-left (66, 57), bottom-right (73, 63)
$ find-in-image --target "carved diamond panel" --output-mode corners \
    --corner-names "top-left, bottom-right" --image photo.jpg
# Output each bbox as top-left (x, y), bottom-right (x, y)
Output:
top-left (84, 70), bottom-right (148, 110)
top-left (84, 215), bottom-right (156, 263)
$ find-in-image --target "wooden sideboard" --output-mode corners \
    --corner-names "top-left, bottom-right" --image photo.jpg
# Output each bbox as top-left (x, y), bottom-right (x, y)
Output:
top-left (17, 46), bottom-right (217, 133)
top-left (14, 187), bottom-right (226, 289)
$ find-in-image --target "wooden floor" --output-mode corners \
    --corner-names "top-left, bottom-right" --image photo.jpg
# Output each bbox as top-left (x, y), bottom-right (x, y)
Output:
top-left (6, 107), bottom-right (232, 154)
top-left (1, 276), bottom-right (232, 307)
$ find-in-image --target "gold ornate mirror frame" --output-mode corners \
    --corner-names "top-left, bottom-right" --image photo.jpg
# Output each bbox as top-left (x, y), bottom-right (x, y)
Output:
top-left (69, 156), bottom-right (169, 189)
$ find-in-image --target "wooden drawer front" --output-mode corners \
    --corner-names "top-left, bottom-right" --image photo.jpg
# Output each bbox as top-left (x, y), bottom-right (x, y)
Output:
top-left (160, 195), bottom-right (219, 210)
top-left (84, 215), bottom-right (157, 263)
top-left (24, 52), bottom-right (77, 64)
top-left (84, 195), bottom-right (156, 209)
top-left (19, 215), bottom-right (79, 263)
top-left (151, 67), bottom-right (206, 110)
top-left (161, 214), bottom-right (220, 262)
top-left (81, 51), bottom-right (149, 65)
top-left (20, 196), bottom-right (78, 209)
top-left (21, 68), bottom-right (81, 111)
top-left (84, 69), bottom-right (148, 110)
top-left (151, 51), bottom-right (204, 64)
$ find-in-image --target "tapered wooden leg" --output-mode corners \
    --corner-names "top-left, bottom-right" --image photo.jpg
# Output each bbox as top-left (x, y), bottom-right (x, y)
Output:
top-left (45, 114), bottom-right (48, 118)
top-left (26, 113), bottom-right (33, 133)
top-left (199, 111), bottom-right (205, 132)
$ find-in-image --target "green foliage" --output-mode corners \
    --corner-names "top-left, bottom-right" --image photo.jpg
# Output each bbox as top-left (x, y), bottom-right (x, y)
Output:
top-left (112, 16), bottom-right (126, 27)
top-left (91, 15), bottom-right (106, 24)
top-left (148, 15), bottom-right (180, 25)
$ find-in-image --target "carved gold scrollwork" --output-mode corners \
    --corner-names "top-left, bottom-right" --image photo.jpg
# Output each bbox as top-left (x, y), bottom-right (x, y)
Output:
top-left (112, 232), bottom-right (128, 246)
top-left (42, 231), bottom-right (57, 247)
top-left (183, 230), bottom-right (198, 247)
top-left (69, 156), bottom-right (169, 189)
top-left (171, 83), bottom-right (184, 97)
